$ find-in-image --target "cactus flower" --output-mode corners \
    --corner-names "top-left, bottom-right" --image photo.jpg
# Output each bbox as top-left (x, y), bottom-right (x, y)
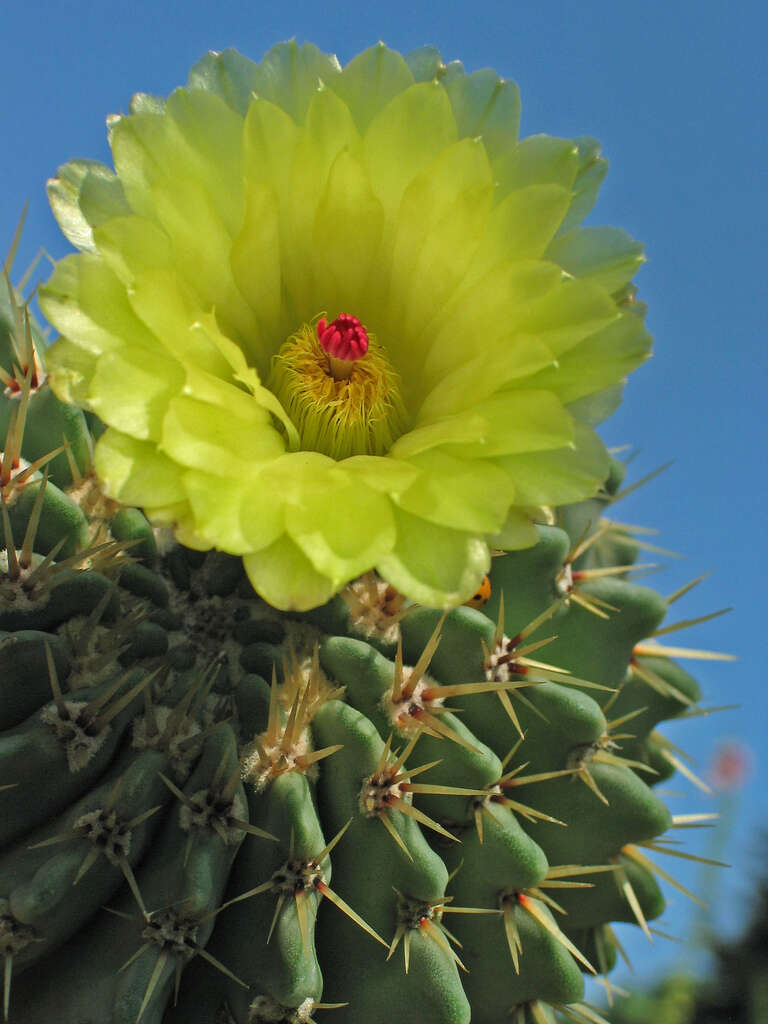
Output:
top-left (41, 42), bottom-right (651, 610)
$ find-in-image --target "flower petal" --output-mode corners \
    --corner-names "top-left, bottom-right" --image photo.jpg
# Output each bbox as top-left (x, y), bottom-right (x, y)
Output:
top-left (422, 260), bottom-right (563, 383)
top-left (518, 311), bottom-right (652, 405)
top-left (404, 45), bottom-right (444, 83)
top-left (547, 226), bottom-right (645, 296)
top-left (286, 476), bottom-right (396, 586)
top-left (442, 66), bottom-right (521, 159)
top-left (43, 338), bottom-right (96, 407)
top-left (88, 347), bottom-right (184, 439)
top-left (252, 41), bottom-right (340, 124)
top-left (110, 88), bottom-right (245, 234)
top-left (467, 184), bottom-right (572, 280)
top-left (125, 269), bottom-right (233, 376)
top-left (159, 392), bottom-right (284, 475)
top-left (108, 110), bottom-right (168, 221)
top-left (243, 96), bottom-right (299, 187)
top-left (163, 87), bottom-right (245, 234)
top-left (230, 181), bottom-right (283, 367)
top-left (183, 469), bottom-right (285, 555)
top-left (282, 88), bottom-right (361, 316)
top-left (94, 428), bottom-right (187, 507)
top-left (362, 82), bottom-right (458, 219)
top-left (444, 389), bottom-right (575, 458)
top-left (40, 254), bottom-right (157, 357)
top-left (339, 456), bottom-right (421, 495)
top-left (416, 337), bottom-right (555, 423)
top-left (377, 507), bottom-right (490, 607)
top-left (386, 137), bottom-right (494, 371)
top-left (187, 315), bottom-right (299, 449)
top-left (567, 383), bottom-right (625, 426)
top-left (257, 451), bottom-right (338, 502)
top-left (512, 276), bottom-right (618, 358)
top-left (244, 534), bottom-right (338, 611)
top-left (142, 500), bottom-right (198, 536)
top-left (393, 450), bottom-right (516, 532)
top-left (149, 174), bottom-right (258, 344)
top-left (47, 159), bottom-right (131, 253)
top-left (486, 507), bottom-right (540, 550)
top-left (129, 93), bottom-right (166, 115)
top-left (311, 150), bottom-right (385, 312)
top-left (494, 134), bottom-right (579, 196)
top-left (187, 48), bottom-right (260, 116)
top-left (493, 422), bottom-right (610, 506)
top-left (556, 136), bottom-right (608, 235)
top-left (328, 42), bottom-right (414, 132)
top-left (389, 412), bottom-right (488, 460)
top-left (93, 214), bottom-right (173, 286)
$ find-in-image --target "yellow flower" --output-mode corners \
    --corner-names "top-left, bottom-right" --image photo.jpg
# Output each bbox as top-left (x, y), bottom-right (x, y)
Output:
top-left (41, 42), bottom-right (650, 610)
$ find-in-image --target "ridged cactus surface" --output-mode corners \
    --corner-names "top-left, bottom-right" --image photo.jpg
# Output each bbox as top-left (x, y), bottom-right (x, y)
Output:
top-left (0, 42), bottom-right (729, 1024)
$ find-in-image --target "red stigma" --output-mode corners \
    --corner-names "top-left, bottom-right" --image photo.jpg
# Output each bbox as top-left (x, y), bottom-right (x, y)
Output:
top-left (317, 314), bottom-right (369, 362)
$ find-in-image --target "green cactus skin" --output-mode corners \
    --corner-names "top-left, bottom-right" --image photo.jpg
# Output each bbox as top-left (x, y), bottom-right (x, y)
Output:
top-left (0, 283), bottom-right (727, 1024)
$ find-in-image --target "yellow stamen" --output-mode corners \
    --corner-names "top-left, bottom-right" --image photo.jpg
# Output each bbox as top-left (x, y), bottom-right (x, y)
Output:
top-left (268, 323), bottom-right (407, 459)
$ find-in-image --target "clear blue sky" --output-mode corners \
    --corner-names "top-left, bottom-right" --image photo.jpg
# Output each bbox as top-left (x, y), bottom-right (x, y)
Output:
top-left (3, 0), bottom-right (766, 995)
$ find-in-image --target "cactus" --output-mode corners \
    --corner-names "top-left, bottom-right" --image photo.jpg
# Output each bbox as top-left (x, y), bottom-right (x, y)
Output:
top-left (0, 42), bottom-right (731, 1024)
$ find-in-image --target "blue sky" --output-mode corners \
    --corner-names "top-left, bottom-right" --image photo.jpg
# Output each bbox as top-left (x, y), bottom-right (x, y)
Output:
top-left (3, 0), bottom-right (766, 996)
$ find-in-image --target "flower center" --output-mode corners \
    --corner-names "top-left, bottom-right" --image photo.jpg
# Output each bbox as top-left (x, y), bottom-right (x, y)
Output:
top-left (268, 315), bottom-right (408, 460)
top-left (317, 314), bottom-right (369, 379)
